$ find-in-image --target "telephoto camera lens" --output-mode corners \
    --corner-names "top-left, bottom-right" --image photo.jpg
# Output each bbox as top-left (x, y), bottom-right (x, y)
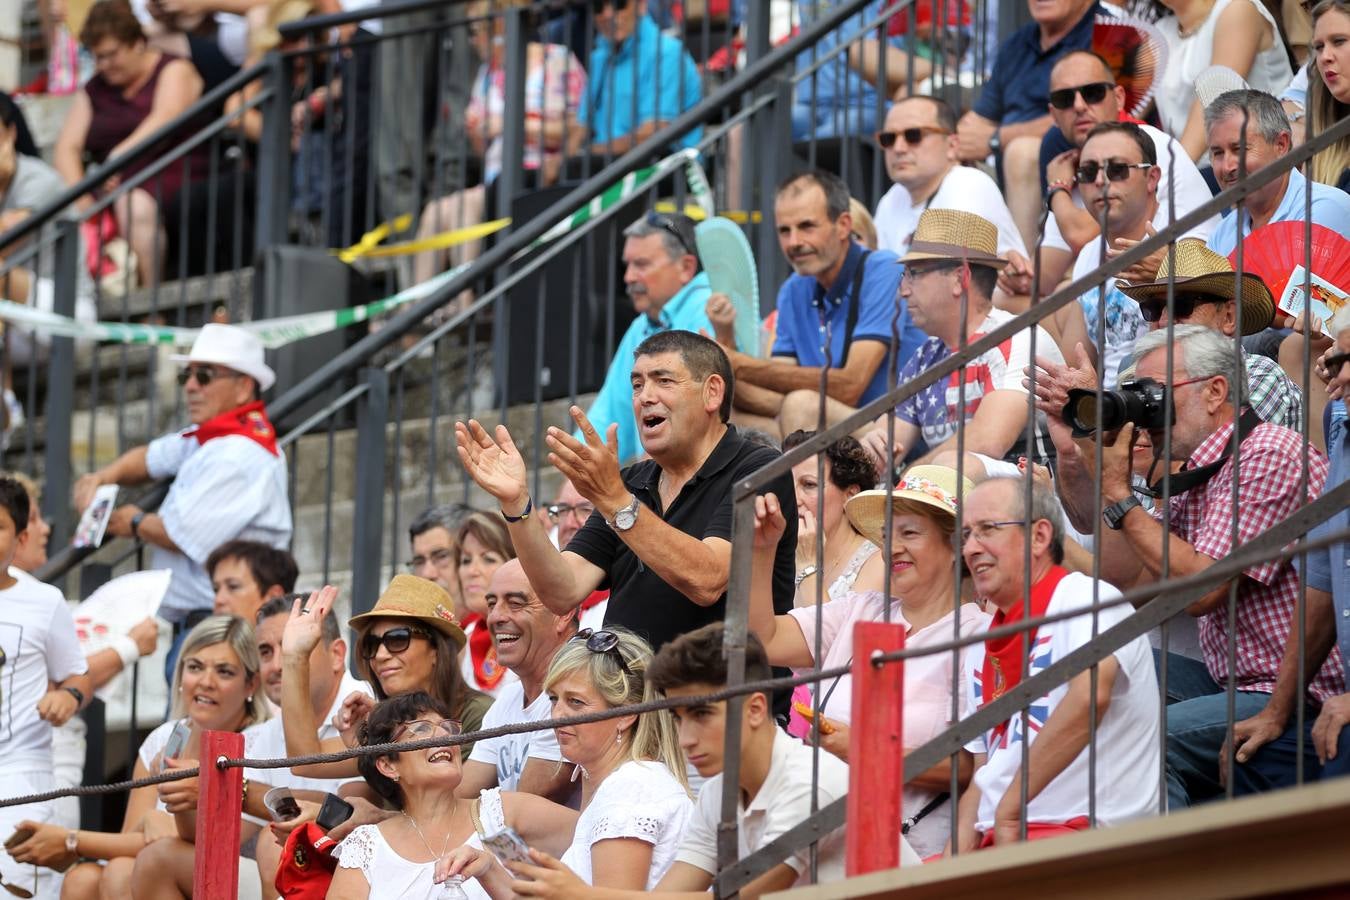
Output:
top-left (1063, 379), bottom-right (1169, 437)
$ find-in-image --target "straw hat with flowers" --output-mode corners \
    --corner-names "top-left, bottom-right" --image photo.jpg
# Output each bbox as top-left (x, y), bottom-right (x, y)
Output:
top-left (1118, 239), bottom-right (1275, 336)
top-left (844, 465), bottom-right (973, 548)
top-left (348, 574), bottom-right (467, 649)
top-left (898, 209), bottom-right (1007, 271)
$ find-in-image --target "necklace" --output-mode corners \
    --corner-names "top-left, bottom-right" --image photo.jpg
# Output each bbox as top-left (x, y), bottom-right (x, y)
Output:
top-left (402, 811), bottom-right (455, 863)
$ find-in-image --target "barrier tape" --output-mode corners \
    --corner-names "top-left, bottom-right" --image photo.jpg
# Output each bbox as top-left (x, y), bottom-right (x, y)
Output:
top-left (0, 149), bottom-right (714, 351)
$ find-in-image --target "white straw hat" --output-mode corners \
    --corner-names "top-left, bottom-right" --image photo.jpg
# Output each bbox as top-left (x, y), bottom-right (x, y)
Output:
top-left (169, 324), bottom-right (276, 392)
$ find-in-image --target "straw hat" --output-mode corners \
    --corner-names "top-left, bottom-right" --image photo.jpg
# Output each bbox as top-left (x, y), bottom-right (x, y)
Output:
top-left (1117, 239), bottom-right (1275, 336)
top-left (844, 465), bottom-right (973, 549)
top-left (251, 0), bottom-right (315, 55)
top-left (898, 209), bottom-right (1007, 270)
top-left (348, 574), bottom-right (467, 650)
top-left (169, 323), bottom-right (277, 391)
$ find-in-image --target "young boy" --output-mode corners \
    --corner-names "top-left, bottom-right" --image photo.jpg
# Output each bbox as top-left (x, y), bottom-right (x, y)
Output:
top-left (481, 623), bottom-right (917, 898)
top-left (0, 476), bottom-right (91, 899)
top-left (206, 539), bottom-right (298, 620)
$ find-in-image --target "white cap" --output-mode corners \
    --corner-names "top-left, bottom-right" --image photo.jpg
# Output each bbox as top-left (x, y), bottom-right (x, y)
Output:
top-left (169, 324), bottom-right (276, 392)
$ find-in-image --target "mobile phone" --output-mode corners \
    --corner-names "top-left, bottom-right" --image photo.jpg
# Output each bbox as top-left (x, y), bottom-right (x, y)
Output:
top-left (3, 826), bottom-right (33, 851)
top-left (316, 793), bottom-right (354, 831)
top-left (791, 701), bottom-right (836, 735)
top-left (161, 721), bottom-right (191, 772)
top-left (481, 827), bottom-right (533, 869)
top-left (263, 787), bottom-right (302, 822)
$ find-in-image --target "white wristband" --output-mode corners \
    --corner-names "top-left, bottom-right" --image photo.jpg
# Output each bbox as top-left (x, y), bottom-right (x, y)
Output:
top-left (109, 634), bottom-right (141, 671)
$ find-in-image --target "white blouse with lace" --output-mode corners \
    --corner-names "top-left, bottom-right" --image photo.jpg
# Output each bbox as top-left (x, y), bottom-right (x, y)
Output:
top-left (334, 823), bottom-right (490, 899)
top-left (479, 761), bottom-right (693, 890)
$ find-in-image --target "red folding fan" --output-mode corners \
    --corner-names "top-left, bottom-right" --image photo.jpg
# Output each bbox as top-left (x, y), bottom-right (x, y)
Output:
top-left (1231, 221), bottom-right (1350, 320)
top-left (1093, 15), bottom-right (1168, 118)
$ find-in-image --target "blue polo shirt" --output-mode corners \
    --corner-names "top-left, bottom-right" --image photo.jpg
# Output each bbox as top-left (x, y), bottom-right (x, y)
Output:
top-left (582, 272), bottom-right (713, 464)
top-left (973, 3), bottom-right (1101, 126)
top-left (1206, 167), bottom-right (1350, 257)
top-left (770, 243), bottom-right (923, 406)
top-left (1297, 400), bottom-right (1350, 669)
top-left (581, 14), bottom-right (701, 150)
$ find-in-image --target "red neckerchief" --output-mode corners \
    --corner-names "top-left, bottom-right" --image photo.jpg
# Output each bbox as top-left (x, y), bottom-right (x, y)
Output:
top-left (190, 400), bottom-right (279, 456)
top-left (1117, 111), bottom-right (1146, 126)
top-left (462, 612), bottom-right (507, 691)
top-left (580, 590), bottom-right (608, 612)
top-left (981, 565), bottom-right (1070, 743)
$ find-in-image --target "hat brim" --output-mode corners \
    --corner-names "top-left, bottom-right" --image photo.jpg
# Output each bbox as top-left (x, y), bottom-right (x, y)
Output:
top-left (169, 351), bottom-right (277, 392)
top-left (898, 248), bottom-right (1008, 271)
top-left (1118, 272), bottom-right (1275, 336)
top-left (845, 488), bottom-right (957, 549)
top-left (347, 608), bottom-right (468, 651)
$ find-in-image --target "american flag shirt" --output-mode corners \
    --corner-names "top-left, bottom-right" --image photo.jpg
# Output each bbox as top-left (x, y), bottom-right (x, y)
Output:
top-left (1160, 420), bottom-right (1344, 700)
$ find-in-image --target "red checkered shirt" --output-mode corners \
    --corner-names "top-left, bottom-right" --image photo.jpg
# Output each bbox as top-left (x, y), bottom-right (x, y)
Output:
top-left (1161, 420), bottom-right (1343, 701)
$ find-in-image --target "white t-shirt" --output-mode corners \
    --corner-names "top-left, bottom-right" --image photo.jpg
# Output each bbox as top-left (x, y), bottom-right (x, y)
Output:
top-left (875, 166), bottom-right (1027, 258)
top-left (243, 670), bottom-right (372, 794)
top-left (676, 728), bottom-right (920, 884)
top-left (139, 718), bottom-right (267, 813)
top-left (1042, 124), bottom-right (1218, 255)
top-left (466, 680), bottom-right (564, 790)
top-left (0, 577), bottom-right (88, 770)
top-left (964, 572), bottom-right (1161, 834)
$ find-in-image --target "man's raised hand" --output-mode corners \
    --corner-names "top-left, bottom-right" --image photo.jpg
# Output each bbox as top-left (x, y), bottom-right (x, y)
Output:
top-left (456, 419), bottom-right (530, 513)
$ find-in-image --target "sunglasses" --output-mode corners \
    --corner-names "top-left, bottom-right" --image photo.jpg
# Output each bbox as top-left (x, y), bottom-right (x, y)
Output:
top-left (359, 626), bottom-right (432, 660)
top-left (572, 628), bottom-right (633, 678)
top-left (1048, 81), bottom-right (1114, 110)
top-left (176, 364), bottom-right (241, 387)
top-left (1075, 160), bottom-right (1152, 184)
top-left (1323, 350), bottom-right (1350, 378)
top-left (644, 211), bottom-right (694, 257)
top-left (591, 0), bottom-right (629, 13)
top-left (394, 718), bottom-right (463, 742)
top-left (874, 125), bottom-right (949, 149)
top-left (1136, 293), bottom-right (1226, 324)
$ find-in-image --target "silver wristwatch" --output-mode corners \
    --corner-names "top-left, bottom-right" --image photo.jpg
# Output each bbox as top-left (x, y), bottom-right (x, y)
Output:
top-left (607, 495), bottom-right (641, 532)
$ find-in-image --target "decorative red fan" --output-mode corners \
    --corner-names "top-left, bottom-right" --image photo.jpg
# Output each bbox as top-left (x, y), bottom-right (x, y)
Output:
top-left (1231, 221), bottom-right (1350, 320)
top-left (1093, 15), bottom-right (1168, 118)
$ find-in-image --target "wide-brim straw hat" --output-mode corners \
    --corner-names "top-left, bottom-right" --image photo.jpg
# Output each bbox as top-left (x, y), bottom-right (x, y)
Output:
top-left (348, 574), bottom-right (467, 650)
top-left (845, 465), bottom-right (973, 549)
top-left (1117, 239), bottom-right (1275, 336)
top-left (898, 208), bottom-right (1007, 270)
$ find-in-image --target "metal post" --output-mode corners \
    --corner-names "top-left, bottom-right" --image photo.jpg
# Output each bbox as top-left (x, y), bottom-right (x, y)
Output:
top-left (716, 499), bottom-right (755, 897)
top-left (496, 6), bottom-right (528, 218)
top-left (349, 368), bottom-right (389, 629)
top-left (757, 76), bottom-right (795, 317)
top-left (42, 221), bottom-right (78, 581)
top-left (846, 621), bottom-right (906, 877)
top-left (193, 730), bottom-right (244, 898)
top-left (254, 51), bottom-right (293, 307)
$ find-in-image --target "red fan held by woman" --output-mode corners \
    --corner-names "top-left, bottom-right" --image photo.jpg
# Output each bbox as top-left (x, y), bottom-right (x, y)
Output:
top-left (1231, 221), bottom-right (1350, 328)
top-left (1093, 15), bottom-right (1168, 118)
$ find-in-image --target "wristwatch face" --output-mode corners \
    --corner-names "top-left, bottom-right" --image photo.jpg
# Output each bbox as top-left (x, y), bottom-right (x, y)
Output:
top-left (613, 501), bottom-right (639, 531)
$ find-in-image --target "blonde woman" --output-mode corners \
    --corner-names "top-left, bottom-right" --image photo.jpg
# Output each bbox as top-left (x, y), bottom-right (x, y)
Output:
top-left (1309, 0), bottom-right (1350, 190)
top-left (438, 627), bottom-right (693, 896)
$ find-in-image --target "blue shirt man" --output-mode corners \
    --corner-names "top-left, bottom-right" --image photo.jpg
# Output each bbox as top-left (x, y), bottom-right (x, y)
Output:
top-left (582, 7), bottom-right (701, 152)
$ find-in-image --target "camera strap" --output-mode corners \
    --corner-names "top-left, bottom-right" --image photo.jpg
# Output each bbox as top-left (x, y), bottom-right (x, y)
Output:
top-left (1143, 408), bottom-right (1262, 499)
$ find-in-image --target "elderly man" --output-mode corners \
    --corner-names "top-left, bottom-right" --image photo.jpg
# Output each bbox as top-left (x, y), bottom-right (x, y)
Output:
top-left (717, 170), bottom-right (924, 439)
top-left (1050, 325), bottom-right (1342, 809)
top-left (407, 502), bottom-right (475, 602)
top-left (457, 329), bottom-right (797, 653)
top-left (72, 323), bottom-right (291, 679)
top-left (955, 476), bottom-right (1159, 849)
top-left (548, 477), bottom-right (607, 630)
top-left (586, 212), bottom-right (712, 464)
top-left (956, 0), bottom-right (1104, 249)
top-left (860, 209), bottom-right (1064, 474)
top-left (457, 559), bottom-right (577, 802)
top-left (872, 96), bottom-right (1025, 259)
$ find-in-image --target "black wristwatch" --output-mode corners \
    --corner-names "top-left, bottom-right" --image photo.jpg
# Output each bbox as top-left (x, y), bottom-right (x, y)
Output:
top-left (63, 686), bottom-right (85, 706)
top-left (129, 511), bottom-right (146, 539)
top-left (1103, 496), bottom-right (1143, 530)
top-left (988, 127), bottom-right (1002, 156)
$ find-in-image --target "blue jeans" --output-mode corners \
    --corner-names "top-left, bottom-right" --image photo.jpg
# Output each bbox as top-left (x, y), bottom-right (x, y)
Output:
top-left (1231, 714), bottom-right (1350, 795)
top-left (1159, 652), bottom-right (1270, 810)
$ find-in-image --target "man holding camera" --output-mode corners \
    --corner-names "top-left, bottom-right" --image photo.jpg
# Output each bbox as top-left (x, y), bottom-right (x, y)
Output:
top-left (1046, 324), bottom-right (1341, 810)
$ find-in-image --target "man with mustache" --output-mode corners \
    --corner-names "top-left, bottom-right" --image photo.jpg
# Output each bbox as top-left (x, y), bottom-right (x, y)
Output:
top-left (582, 212), bottom-right (712, 465)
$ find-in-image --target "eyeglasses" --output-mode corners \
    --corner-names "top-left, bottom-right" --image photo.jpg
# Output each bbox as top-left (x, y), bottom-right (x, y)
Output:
top-left (394, 718), bottom-right (463, 742)
top-left (407, 548), bottom-right (454, 571)
top-left (1075, 160), bottom-right (1153, 184)
top-left (1322, 350), bottom-right (1350, 378)
top-left (359, 626), bottom-right (432, 660)
top-left (572, 628), bottom-right (633, 678)
top-left (901, 262), bottom-right (959, 283)
top-left (176, 364), bottom-right (241, 387)
top-left (875, 126), bottom-right (949, 149)
top-left (1136, 293), bottom-right (1226, 323)
top-left (546, 502), bottom-right (596, 522)
top-left (0, 873), bottom-right (32, 899)
top-left (960, 520), bottom-right (1026, 543)
top-left (1048, 81), bottom-right (1114, 110)
top-left (645, 211), bottom-right (694, 257)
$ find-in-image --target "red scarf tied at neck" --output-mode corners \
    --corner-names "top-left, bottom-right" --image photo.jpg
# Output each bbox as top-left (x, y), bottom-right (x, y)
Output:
top-left (461, 612), bottom-right (507, 692)
top-left (189, 400), bottom-right (279, 456)
top-left (980, 565), bottom-right (1070, 744)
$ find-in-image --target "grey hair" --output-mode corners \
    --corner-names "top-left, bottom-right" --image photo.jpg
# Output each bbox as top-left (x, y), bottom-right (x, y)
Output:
top-left (408, 503), bottom-right (476, 542)
top-left (622, 214), bottom-right (696, 264)
top-left (1203, 89), bottom-right (1291, 145)
top-left (1330, 303), bottom-right (1350, 338)
top-left (1131, 324), bottom-right (1249, 406)
top-left (984, 476), bottom-right (1066, 566)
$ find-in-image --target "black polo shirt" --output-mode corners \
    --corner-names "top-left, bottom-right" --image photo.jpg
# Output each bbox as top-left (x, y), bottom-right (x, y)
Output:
top-left (566, 425), bottom-right (799, 651)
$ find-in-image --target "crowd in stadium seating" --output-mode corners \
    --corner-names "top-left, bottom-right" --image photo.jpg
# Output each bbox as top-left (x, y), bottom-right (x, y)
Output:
top-left (4, 0), bottom-right (1350, 895)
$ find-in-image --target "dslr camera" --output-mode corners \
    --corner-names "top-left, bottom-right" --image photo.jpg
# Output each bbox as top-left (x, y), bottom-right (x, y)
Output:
top-left (1063, 378), bottom-right (1169, 437)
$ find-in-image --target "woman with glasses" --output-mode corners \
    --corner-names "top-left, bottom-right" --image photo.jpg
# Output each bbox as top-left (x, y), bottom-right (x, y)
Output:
top-left (25, 616), bottom-right (267, 900)
top-left (437, 627), bottom-right (693, 895)
top-left (456, 511), bottom-right (519, 698)
top-left (746, 466), bottom-right (987, 860)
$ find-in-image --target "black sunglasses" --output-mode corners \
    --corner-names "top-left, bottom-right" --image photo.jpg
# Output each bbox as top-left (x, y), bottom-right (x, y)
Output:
top-left (874, 125), bottom-right (949, 149)
top-left (359, 626), bottom-right (432, 660)
top-left (645, 211), bottom-right (694, 257)
top-left (176, 364), bottom-right (241, 387)
top-left (1323, 350), bottom-right (1350, 378)
top-left (591, 0), bottom-right (630, 13)
top-left (1048, 81), bottom-right (1114, 110)
top-left (1136, 293), bottom-right (1226, 324)
top-left (573, 628), bottom-right (633, 678)
top-left (1075, 160), bottom-right (1152, 184)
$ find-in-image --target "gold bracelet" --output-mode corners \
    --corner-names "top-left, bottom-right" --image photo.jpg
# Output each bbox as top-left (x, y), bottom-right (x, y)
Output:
top-left (241, 776), bottom-right (249, 808)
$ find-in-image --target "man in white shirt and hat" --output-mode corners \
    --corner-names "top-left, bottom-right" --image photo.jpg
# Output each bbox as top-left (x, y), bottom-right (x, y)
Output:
top-left (72, 324), bottom-right (292, 680)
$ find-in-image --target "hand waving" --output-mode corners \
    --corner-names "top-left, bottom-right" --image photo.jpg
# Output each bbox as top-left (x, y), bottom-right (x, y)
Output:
top-left (282, 587), bottom-right (337, 660)
top-left (456, 420), bottom-right (530, 513)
